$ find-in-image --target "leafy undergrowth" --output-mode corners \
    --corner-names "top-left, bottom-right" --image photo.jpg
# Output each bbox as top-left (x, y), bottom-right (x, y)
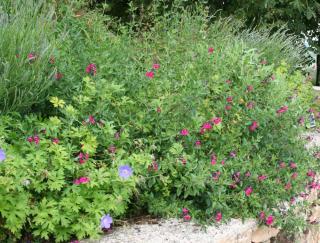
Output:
top-left (0, 2), bottom-right (319, 242)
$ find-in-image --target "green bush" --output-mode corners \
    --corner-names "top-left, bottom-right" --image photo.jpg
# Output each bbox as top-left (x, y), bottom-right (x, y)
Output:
top-left (0, 0), bottom-right (57, 113)
top-left (0, 4), bottom-right (318, 242)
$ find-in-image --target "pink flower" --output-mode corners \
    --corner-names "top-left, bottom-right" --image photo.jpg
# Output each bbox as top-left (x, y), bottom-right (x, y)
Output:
top-left (298, 117), bottom-right (305, 125)
top-left (148, 161), bottom-right (158, 172)
top-left (285, 182), bottom-right (292, 190)
top-left (245, 171), bottom-right (251, 177)
top-left (249, 121), bottom-right (259, 132)
top-left (246, 102), bottom-right (254, 109)
top-left (226, 96), bottom-right (233, 103)
top-left (180, 129), bottom-right (189, 136)
top-left (289, 162), bottom-right (297, 169)
top-left (152, 63), bottom-right (160, 69)
top-left (279, 161), bottom-right (286, 169)
top-left (52, 138), bottom-right (60, 144)
top-left (245, 186), bottom-right (253, 196)
top-left (258, 175), bottom-right (267, 181)
top-left (259, 211), bottom-right (265, 220)
top-left (291, 172), bottom-right (298, 179)
top-left (229, 183), bottom-right (237, 189)
top-left (54, 72), bottom-right (63, 80)
top-left (307, 170), bottom-right (316, 178)
top-left (195, 140), bottom-right (201, 147)
top-left (156, 107), bottom-right (161, 113)
top-left (246, 85), bottom-right (253, 92)
top-left (89, 115), bottom-right (96, 125)
top-left (211, 117), bottom-right (222, 125)
top-left (85, 63), bottom-right (97, 76)
top-left (202, 122), bottom-right (212, 130)
top-left (212, 171), bottom-right (220, 181)
top-left (215, 212), bottom-right (222, 222)
top-left (27, 136), bottom-right (34, 143)
top-left (181, 158), bottom-right (187, 165)
top-left (182, 208), bottom-right (189, 215)
top-left (276, 106), bottom-right (288, 114)
top-left (78, 152), bottom-right (89, 164)
top-left (211, 154), bottom-right (217, 165)
top-left (108, 145), bottom-right (116, 154)
top-left (145, 71), bottom-right (154, 78)
top-left (225, 105), bottom-right (232, 111)
top-left (208, 47), bottom-right (214, 53)
top-left (27, 53), bottom-right (36, 62)
top-left (265, 215), bottom-right (274, 226)
top-left (221, 159), bottom-right (225, 165)
top-left (225, 79), bottom-right (232, 84)
top-left (229, 151), bottom-right (236, 158)
top-left (74, 177), bottom-right (90, 185)
top-left (183, 214), bottom-right (191, 221)
top-left (34, 135), bottom-right (40, 145)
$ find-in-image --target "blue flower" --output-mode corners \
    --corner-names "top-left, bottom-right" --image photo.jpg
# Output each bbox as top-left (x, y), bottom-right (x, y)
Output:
top-left (0, 149), bottom-right (6, 162)
top-left (118, 165), bottom-right (133, 179)
top-left (100, 214), bottom-right (113, 229)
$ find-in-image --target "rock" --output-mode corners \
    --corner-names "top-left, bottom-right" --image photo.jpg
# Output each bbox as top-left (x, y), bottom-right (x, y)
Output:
top-left (251, 226), bottom-right (279, 243)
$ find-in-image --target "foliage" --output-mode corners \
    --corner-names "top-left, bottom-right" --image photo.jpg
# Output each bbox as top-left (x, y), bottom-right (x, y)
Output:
top-left (0, 3), bottom-right (319, 242)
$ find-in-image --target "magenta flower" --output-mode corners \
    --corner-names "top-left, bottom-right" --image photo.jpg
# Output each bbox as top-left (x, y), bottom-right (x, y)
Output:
top-left (245, 171), bottom-right (251, 177)
top-left (74, 177), bottom-right (90, 185)
top-left (52, 138), bottom-right (60, 144)
top-left (265, 215), bottom-right (274, 226)
top-left (226, 96), bottom-right (233, 103)
top-left (258, 175), bottom-right (267, 181)
top-left (225, 105), bottom-right (232, 111)
top-left (291, 172), bottom-right (298, 179)
top-left (195, 140), bottom-right (201, 147)
top-left (54, 72), bottom-right (63, 80)
top-left (289, 162), bottom-right (297, 169)
top-left (221, 159), bottom-right (225, 165)
top-left (307, 170), bottom-right (316, 178)
top-left (211, 154), bottom-right (217, 165)
top-left (249, 121), bottom-right (259, 132)
top-left (279, 161), bottom-right (286, 169)
top-left (215, 212), bottom-right (222, 222)
top-left (85, 63), bottom-right (97, 76)
top-left (118, 165), bottom-right (133, 179)
top-left (0, 149), bottom-right (6, 162)
top-left (156, 107), bottom-right (161, 113)
top-left (152, 63), bottom-right (160, 69)
top-left (145, 71), bottom-right (154, 78)
top-left (100, 214), bottom-right (113, 229)
top-left (246, 102), bottom-right (254, 109)
top-left (27, 53), bottom-right (36, 62)
top-left (284, 182), bottom-right (291, 190)
top-left (181, 158), bottom-right (187, 165)
top-left (202, 122), bottom-right (212, 130)
top-left (211, 117), bottom-right (222, 125)
top-left (182, 208), bottom-right (189, 215)
top-left (276, 106), bottom-right (288, 114)
top-left (183, 214), bottom-right (191, 221)
top-left (247, 85), bottom-right (253, 92)
top-left (88, 115), bottom-right (96, 125)
top-left (245, 186), bottom-right (253, 196)
top-left (229, 151), bottom-right (236, 158)
top-left (259, 211), bottom-right (265, 220)
top-left (180, 129), bottom-right (189, 136)
top-left (212, 171), bottom-right (220, 181)
top-left (78, 153), bottom-right (89, 164)
top-left (208, 47), bottom-right (214, 53)
top-left (27, 136), bottom-right (34, 143)
top-left (34, 135), bottom-right (40, 145)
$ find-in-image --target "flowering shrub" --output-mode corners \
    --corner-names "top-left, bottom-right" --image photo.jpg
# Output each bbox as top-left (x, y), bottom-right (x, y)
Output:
top-left (0, 3), bottom-right (319, 242)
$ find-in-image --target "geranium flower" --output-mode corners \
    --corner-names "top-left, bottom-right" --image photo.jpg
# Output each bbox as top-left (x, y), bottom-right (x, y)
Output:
top-left (182, 208), bottom-right (189, 215)
top-left (291, 172), bottom-right (298, 179)
top-left (307, 170), bottom-right (316, 178)
top-left (181, 158), bottom-right (187, 165)
top-left (265, 215), bottom-right (274, 226)
top-left (246, 102), bottom-right (254, 109)
top-left (225, 79), bottom-right (232, 84)
top-left (148, 161), bottom-right (159, 171)
top-left (88, 115), bottom-right (95, 125)
top-left (245, 186), bottom-right (253, 196)
top-left (180, 129), bottom-right (189, 136)
top-left (225, 105), bottom-right (232, 111)
top-left (152, 63), bottom-right (160, 69)
top-left (54, 72), bottom-right (63, 80)
top-left (212, 171), bottom-right (220, 181)
top-left (276, 106), bottom-right (288, 114)
top-left (249, 121), bottom-right (259, 132)
top-left (245, 171), bottom-right (251, 177)
top-left (221, 159), bottom-right (225, 165)
top-left (108, 145), bottom-right (116, 154)
top-left (210, 154), bottom-right (217, 165)
top-left (259, 211), bottom-right (265, 220)
top-left (298, 117), bottom-right (305, 125)
top-left (247, 85), bottom-right (253, 92)
top-left (279, 161), bottom-right (286, 169)
top-left (226, 96), bottom-right (233, 103)
top-left (208, 47), bottom-right (214, 53)
top-left (211, 117), bottom-right (222, 125)
top-left (0, 149), bottom-right (6, 162)
top-left (289, 162), bottom-right (297, 169)
top-left (195, 140), bottom-right (201, 147)
top-left (215, 212), bottom-right (222, 222)
top-left (78, 153), bottom-right (89, 164)
top-left (202, 122), bottom-right (212, 130)
top-left (52, 138), bottom-right (60, 144)
top-left (27, 136), bottom-right (34, 143)
top-left (118, 165), bottom-right (133, 179)
top-left (100, 214), bottom-right (113, 229)
top-left (156, 107), bottom-right (161, 113)
top-left (145, 71), bottom-right (154, 78)
top-left (229, 151), bottom-right (236, 158)
top-left (258, 175), bottom-right (267, 181)
top-left (183, 214), bottom-right (191, 221)
top-left (74, 177), bottom-right (90, 185)
top-left (34, 135), bottom-right (40, 145)
top-left (284, 182), bottom-right (291, 190)
top-left (85, 63), bottom-right (97, 76)
top-left (27, 53), bottom-right (36, 62)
